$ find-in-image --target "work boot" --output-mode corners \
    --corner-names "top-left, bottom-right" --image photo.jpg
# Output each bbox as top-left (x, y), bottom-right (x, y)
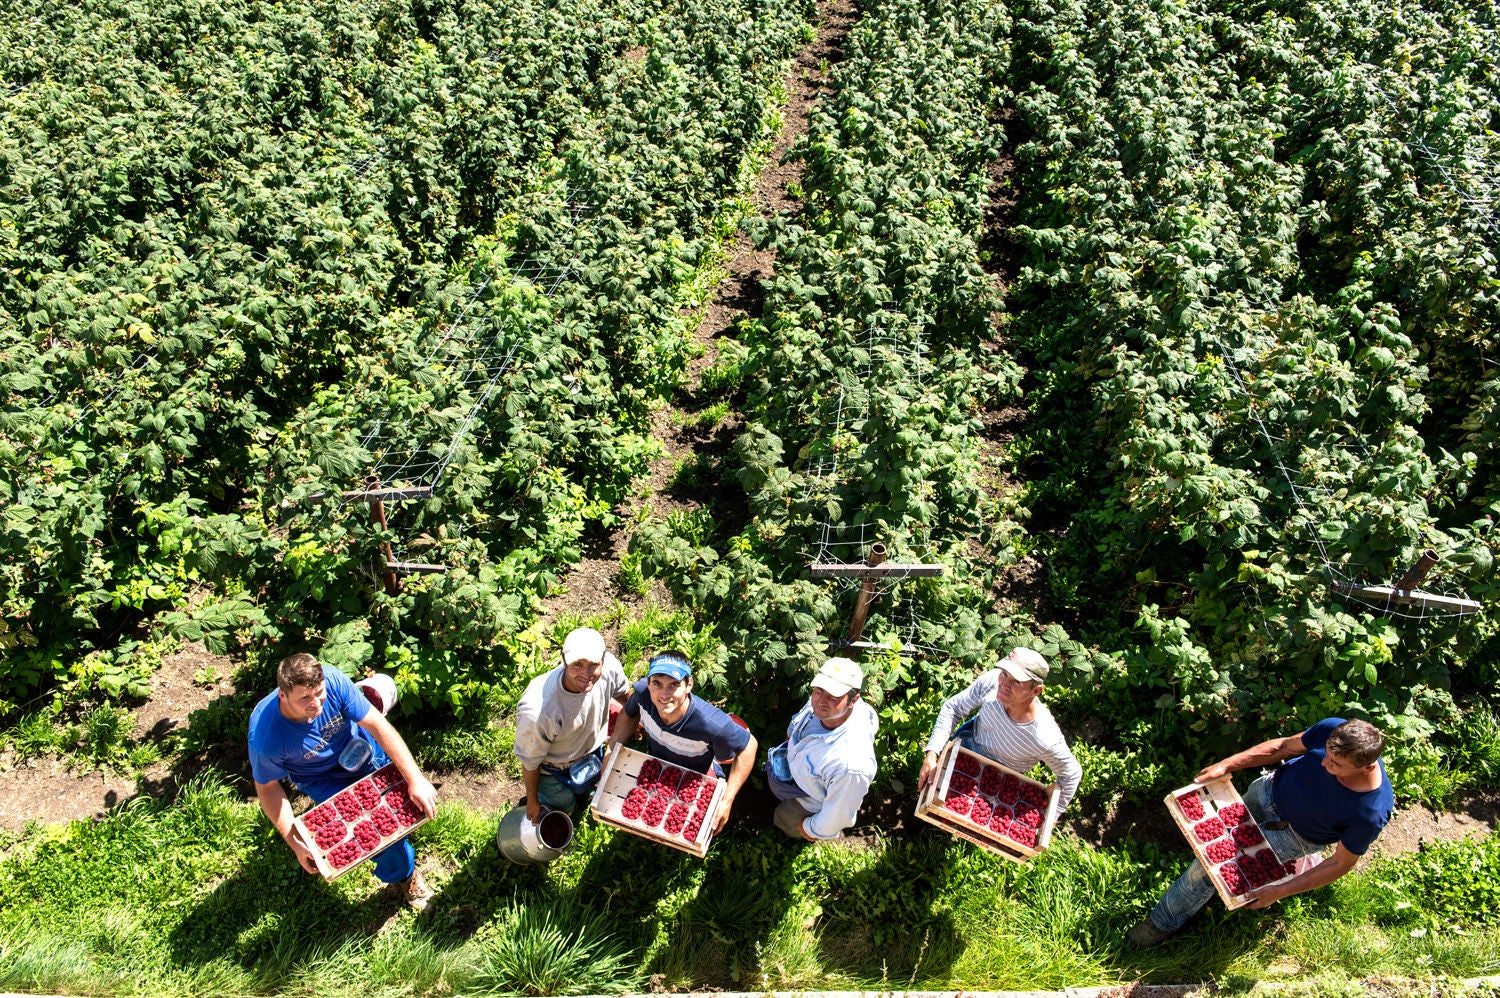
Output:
top-left (393, 870), bottom-right (433, 912)
top-left (1126, 917), bottom-right (1173, 947)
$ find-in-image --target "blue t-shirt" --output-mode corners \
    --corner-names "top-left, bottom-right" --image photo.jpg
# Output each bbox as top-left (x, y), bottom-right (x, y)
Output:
top-left (624, 678), bottom-right (750, 774)
top-left (1272, 716), bottom-right (1394, 855)
top-left (248, 667), bottom-right (372, 787)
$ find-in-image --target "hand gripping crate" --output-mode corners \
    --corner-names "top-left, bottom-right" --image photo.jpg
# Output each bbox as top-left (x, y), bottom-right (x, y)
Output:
top-left (592, 743), bottom-right (726, 857)
top-left (291, 762), bottom-right (431, 881)
top-left (1165, 778), bottom-right (1300, 909)
top-left (914, 739), bottom-right (1061, 863)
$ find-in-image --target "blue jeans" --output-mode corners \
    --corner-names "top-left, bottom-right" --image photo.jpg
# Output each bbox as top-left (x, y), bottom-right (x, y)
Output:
top-left (295, 734), bottom-right (416, 885)
top-left (1148, 773), bottom-right (1325, 932)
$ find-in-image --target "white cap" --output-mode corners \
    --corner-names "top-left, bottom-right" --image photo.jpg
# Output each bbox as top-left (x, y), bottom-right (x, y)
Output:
top-left (562, 627), bottom-right (607, 666)
top-left (998, 647), bottom-right (1049, 683)
top-left (811, 657), bottom-right (864, 697)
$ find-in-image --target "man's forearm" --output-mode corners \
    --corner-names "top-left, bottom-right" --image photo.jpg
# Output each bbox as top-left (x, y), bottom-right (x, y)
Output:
top-left (1199, 733), bottom-right (1304, 780)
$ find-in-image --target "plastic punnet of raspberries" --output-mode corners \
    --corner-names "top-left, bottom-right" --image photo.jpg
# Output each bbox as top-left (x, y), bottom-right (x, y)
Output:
top-left (333, 792), bottom-right (363, 822)
top-left (370, 804), bottom-right (398, 836)
top-left (1177, 792), bottom-right (1205, 821)
top-left (665, 802), bottom-right (689, 835)
top-left (970, 797), bottom-right (993, 826)
top-left (949, 773), bottom-right (978, 796)
top-left (386, 792), bottom-right (423, 827)
top-left (988, 812), bottom-right (1012, 837)
top-left (1015, 803), bottom-right (1044, 829)
top-left (328, 840), bottom-right (364, 869)
top-left (697, 780), bottom-right (716, 808)
top-left (1233, 823), bottom-right (1265, 847)
top-left (639, 758), bottom-right (663, 784)
top-left (1219, 862), bottom-right (1248, 895)
top-left (314, 819), bottom-right (348, 850)
top-left (303, 803), bottom-right (337, 831)
top-left (353, 781), bottom-right (381, 811)
top-left (643, 798), bottom-right (668, 828)
top-left (369, 764), bottom-right (401, 792)
top-left (1205, 839), bottom-right (1237, 863)
top-left (353, 819), bottom-right (381, 850)
top-left (1009, 824), bottom-right (1038, 848)
top-left (1193, 816), bottom-right (1226, 841)
top-left (620, 796), bottom-right (645, 821)
top-left (679, 775), bottom-right (704, 803)
top-left (684, 814), bottom-right (704, 842)
top-left (978, 766), bottom-right (1003, 797)
top-left (1019, 782), bottom-right (1048, 808)
top-left (944, 794), bottom-right (974, 816)
top-left (1218, 802), bottom-right (1248, 826)
top-left (954, 752), bottom-right (982, 777)
top-left (998, 773), bottom-right (1021, 805)
top-left (1238, 851), bottom-right (1273, 887)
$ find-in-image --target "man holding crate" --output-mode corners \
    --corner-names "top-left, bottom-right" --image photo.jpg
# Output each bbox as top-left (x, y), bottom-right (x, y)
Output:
top-left (764, 656), bottom-right (881, 841)
top-left (514, 627), bottom-right (631, 824)
top-left (1128, 716), bottom-right (1393, 946)
top-left (248, 653), bottom-right (437, 909)
top-left (917, 647), bottom-right (1082, 811)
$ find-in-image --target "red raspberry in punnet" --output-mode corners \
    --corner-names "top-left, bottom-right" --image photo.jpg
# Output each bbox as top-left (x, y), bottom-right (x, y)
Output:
top-left (657, 766), bottom-right (683, 795)
top-left (353, 819), bottom-right (381, 849)
top-left (949, 773), bottom-right (978, 796)
top-left (1176, 792), bottom-right (1205, 821)
top-left (385, 789), bottom-right (424, 827)
top-left (1219, 802), bottom-right (1248, 826)
top-left (1205, 839), bottom-right (1237, 864)
top-left (638, 758), bottom-right (663, 785)
top-left (970, 796), bottom-right (993, 826)
top-left (353, 781), bottom-right (381, 811)
top-left (333, 791), bottom-right (363, 822)
top-left (998, 772), bottom-right (1021, 805)
top-left (1015, 803), bottom-right (1044, 829)
top-left (1193, 817), bottom-right (1226, 842)
top-left (303, 803), bottom-right (337, 831)
top-left (697, 780), bottom-right (716, 808)
top-left (665, 802), bottom-right (689, 835)
top-left (369, 764), bottom-right (402, 792)
top-left (679, 775), bottom-right (704, 803)
top-left (370, 804), bottom-right (398, 836)
top-left (314, 819), bottom-right (348, 850)
top-left (978, 766), bottom-right (1002, 797)
top-left (643, 797), bottom-right (668, 828)
top-left (1219, 862), bottom-right (1248, 895)
top-left (988, 812), bottom-right (1012, 837)
top-left (1237, 849), bottom-right (1278, 887)
top-left (1019, 782), bottom-right (1048, 808)
top-left (328, 840), bottom-right (364, 869)
top-left (620, 796), bottom-right (645, 821)
top-left (954, 752), bottom-right (982, 777)
top-left (944, 793), bottom-right (974, 816)
top-left (1009, 824), bottom-right (1037, 848)
top-left (1233, 823), bottom-right (1264, 847)
top-left (684, 814), bottom-right (704, 842)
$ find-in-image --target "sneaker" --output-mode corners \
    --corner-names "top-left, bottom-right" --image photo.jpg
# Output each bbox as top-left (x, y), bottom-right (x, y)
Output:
top-left (394, 870), bottom-right (433, 912)
top-left (1126, 917), bottom-right (1173, 947)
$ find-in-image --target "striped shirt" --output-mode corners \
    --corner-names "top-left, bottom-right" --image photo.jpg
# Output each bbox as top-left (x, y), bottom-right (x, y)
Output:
top-left (924, 669), bottom-right (1082, 809)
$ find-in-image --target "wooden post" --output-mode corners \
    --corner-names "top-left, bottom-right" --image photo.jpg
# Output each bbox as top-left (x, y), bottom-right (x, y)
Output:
top-left (846, 544), bottom-right (886, 644)
top-left (366, 476), bottom-right (401, 595)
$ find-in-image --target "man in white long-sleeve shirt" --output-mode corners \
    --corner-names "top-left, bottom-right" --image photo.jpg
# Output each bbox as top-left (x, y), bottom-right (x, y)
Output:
top-left (513, 628), bottom-right (630, 823)
top-left (917, 647), bottom-right (1082, 810)
top-left (764, 657), bottom-right (880, 841)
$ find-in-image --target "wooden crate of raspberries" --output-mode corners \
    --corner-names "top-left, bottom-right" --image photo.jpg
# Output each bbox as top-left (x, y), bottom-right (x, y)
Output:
top-left (1165, 779), bottom-right (1297, 909)
top-left (292, 762), bottom-right (430, 881)
top-left (914, 739), bottom-right (1061, 863)
top-left (592, 744), bottom-right (725, 857)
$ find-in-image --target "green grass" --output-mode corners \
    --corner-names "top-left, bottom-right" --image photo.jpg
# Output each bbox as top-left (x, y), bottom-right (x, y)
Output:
top-left (3, 771), bottom-right (1499, 997)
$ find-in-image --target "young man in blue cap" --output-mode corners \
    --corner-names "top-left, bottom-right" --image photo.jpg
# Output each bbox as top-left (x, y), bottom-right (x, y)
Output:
top-left (248, 652), bottom-right (437, 909)
top-left (606, 650), bottom-right (758, 833)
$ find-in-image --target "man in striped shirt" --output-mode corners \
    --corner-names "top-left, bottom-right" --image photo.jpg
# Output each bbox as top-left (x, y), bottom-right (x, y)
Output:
top-left (917, 647), bottom-right (1082, 810)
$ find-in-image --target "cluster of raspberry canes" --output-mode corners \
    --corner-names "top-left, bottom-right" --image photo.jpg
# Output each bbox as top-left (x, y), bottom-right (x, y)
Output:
top-left (1176, 792), bottom-right (1205, 821)
top-left (1204, 838), bottom-right (1237, 864)
top-left (1218, 802), bottom-right (1248, 826)
top-left (302, 803), bottom-right (338, 830)
top-left (978, 766), bottom-right (1003, 797)
top-left (1232, 823), bottom-right (1265, 847)
top-left (333, 792), bottom-right (364, 822)
top-left (370, 804), bottom-right (399, 836)
top-left (314, 819), bottom-right (348, 850)
top-left (328, 839), bottom-right (366, 869)
top-left (954, 752), bottom-right (982, 777)
top-left (352, 781), bottom-right (382, 811)
top-left (1193, 816), bottom-right (1226, 842)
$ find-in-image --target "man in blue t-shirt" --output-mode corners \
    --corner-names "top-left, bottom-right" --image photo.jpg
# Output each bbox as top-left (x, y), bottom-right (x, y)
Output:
top-left (1129, 717), bottom-right (1394, 946)
top-left (248, 653), bottom-right (438, 909)
top-left (606, 651), bottom-right (758, 833)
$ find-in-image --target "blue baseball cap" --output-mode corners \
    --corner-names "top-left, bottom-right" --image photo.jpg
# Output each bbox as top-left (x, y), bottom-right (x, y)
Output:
top-left (647, 653), bottom-right (692, 681)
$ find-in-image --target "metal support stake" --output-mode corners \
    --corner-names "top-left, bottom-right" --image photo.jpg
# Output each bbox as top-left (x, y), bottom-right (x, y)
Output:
top-left (1396, 549), bottom-right (1440, 592)
top-left (366, 476), bottom-right (401, 595)
top-left (846, 543), bottom-right (887, 644)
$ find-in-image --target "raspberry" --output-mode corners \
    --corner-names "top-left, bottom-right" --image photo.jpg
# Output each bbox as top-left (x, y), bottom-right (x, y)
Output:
top-left (954, 753), bottom-right (982, 777)
top-left (303, 803), bottom-right (337, 830)
top-left (1219, 862), bottom-right (1248, 895)
top-left (1010, 824), bottom-right (1037, 848)
top-left (1194, 817), bottom-right (1226, 842)
top-left (1233, 823), bottom-right (1264, 847)
top-left (656, 766), bottom-right (683, 795)
top-left (1177, 792), bottom-right (1205, 821)
top-left (944, 794), bottom-right (974, 816)
top-left (665, 801), bottom-right (689, 835)
top-left (970, 796), bottom-right (993, 826)
top-left (949, 773), bottom-right (978, 796)
top-left (329, 838), bottom-right (368, 868)
top-left (1205, 839), bottom-right (1237, 863)
top-left (353, 781), bottom-right (381, 811)
top-left (315, 819), bottom-right (348, 850)
top-left (1015, 802), bottom-right (1044, 829)
top-left (638, 759), bottom-right (662, 788)
top-left (988, 812), bottom-right (1012, 837)
top-left (353, 819), bottom-right (381, 849)
top-left (386, 791), bottom-right (423, 827)
top-left (1019, 782), bottom-right (1048, 808)
top-left (643, 798), bottom-right (668, 828)
top-left (369, 764), bottom-right (402, 791)
top-left (684, 814), bottom-right (704, 842)
top-left (697, 781), bottom-right (716, 808)
top-left (997, 773), bottom-right (1021, 805)
top-left (979, 766), bottom-right (1002, 797)
top-left (679, 775), bottom-right (704, 803)
top-left (623, 787), bottom-right (649, 807)
top-left (1219, 802), bottom-right (1248, 826)
top-left (989, 801), bottom-right (1013, 821)
top-left (370, 804), bottom-right (398, 836)
top-left (620, 797), bottom-right (645, 820)
top-left (1238, 849), bottom-right (1278, 887)
top-left (333, 792), bottom-right (363, 822)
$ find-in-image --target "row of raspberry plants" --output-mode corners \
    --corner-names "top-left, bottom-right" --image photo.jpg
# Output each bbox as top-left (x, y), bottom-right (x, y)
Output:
top-left (1002, 0), bottom-right (1499, 750)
